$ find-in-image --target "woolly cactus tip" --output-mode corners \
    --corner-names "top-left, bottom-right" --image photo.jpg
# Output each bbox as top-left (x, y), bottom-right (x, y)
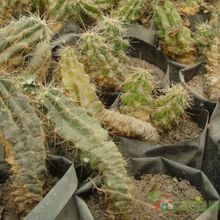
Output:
top-left (151, 84), bottom-right (191, 129)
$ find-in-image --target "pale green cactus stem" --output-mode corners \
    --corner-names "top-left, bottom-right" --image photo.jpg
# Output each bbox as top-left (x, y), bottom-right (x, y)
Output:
top-left (151, 84), bottom-right (191, 129)
top-left (153, 0), bottom-right (196, 64)
top-left (59, 47), bottom-right (159, 142)
top-left (0, 16), bottom-right (51, 78)
top-left (0, 77), bottom-right (46, 215)
top-left (119, 68), bottom-right (153, 121)
top-left (114, 0), bottom-right (145, 23)
top-left (42, 88), bottom-right (133, 209)
top-left (79, 31), bottom-right (124, 89)
top-left (94, 16), bottom-right (129, 61)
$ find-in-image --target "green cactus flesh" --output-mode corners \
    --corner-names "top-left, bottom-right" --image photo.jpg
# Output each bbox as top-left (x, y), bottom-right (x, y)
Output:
top-left (154, 0), bottom-right (196, 64)
top-left (151, 84), bottom-right (191, 129)
top-left (43, 89), bottom-right (132, 209)
top-left (119, 68), bottom-right (153, 121)
top-left (59, 47), bottom-right (159, 143)
top-left (49, 0), bottom-right (102, 24)
top-left (79, 31), bottom-right (124, 89)
top-left (0, 16), bottom-right (51, 77)
top-left (0, 77), bottom-right (46, 215)
top-left (95, 16), bottom-right (129, 61)
top-left (115, 0), bottom-right (145, 22)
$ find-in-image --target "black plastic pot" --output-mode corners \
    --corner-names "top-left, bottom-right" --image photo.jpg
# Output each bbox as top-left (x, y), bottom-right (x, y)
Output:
top-left (179, 62), bottom-right (216, 115)
top-left (113, 108), bottom-right (209, 169)
top-left (77, 157), bottom-right (219, 220)
top-left (25, 155), bottom-right (94, 220)
top-left (202, 102), bottom-right (220, 195)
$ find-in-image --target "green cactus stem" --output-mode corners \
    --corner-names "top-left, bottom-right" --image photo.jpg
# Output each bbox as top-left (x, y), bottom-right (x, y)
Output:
top-left (0, 77), bottom-right (46, 215)
top-left (151, 84), bottom-right (191, 129)
top-left (94, 16), bottom-right (129, 61)
top-left (93, 0), bottom-right (115, 10)
top-left (114, 0), bottom-right (145, 23)
top-left (79, 31), bottom-right (124, 89)
top-left (0, 16), bottom-right (51, 78)
top-left (42, 88), bottom-right (133, 209)
top-left (119, 68), bottom-right (153, 121)
top-left (206, 37), bottom-right (220, 66)
top-left (59, 47), bottom-right (159, 142)
top-left (153, 0), bottom-right (196, 64)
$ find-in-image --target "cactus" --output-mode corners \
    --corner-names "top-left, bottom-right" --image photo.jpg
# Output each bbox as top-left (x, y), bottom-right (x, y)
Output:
top-left (119, 68), bottom-right (153, 121)
top-left (0, 77), bottom-right (46, 215)
top-left (114, 0), bottom-right (145, 23)
top-left (42, 88), bottom-right (133, 209)
top-left (206, 37), bottom-right (220, 66)
top-left (194, 23), bottom-right (215, 54)
top-left (48, 0), bottom-right (102, 24)
top-left (59, 47), bottom-right (159, 142)
top-left (153, 0), bottom-right (196, 64)
top-left (151, 84), bottom-right (191, 129)
top-left (79, 31), bottom-right (124, 89)
top-left (94, 16), bottom-right (129, 61)
top-left (0, 16), bottom-right (51, 79)
top-left (93, 0), bottom-right (115, 10)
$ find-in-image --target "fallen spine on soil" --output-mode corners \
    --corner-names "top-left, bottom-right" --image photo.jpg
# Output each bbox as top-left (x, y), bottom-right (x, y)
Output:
top-left (0, 77), bottom-right (46, 215)
top-left (42, 89), bottom-right (133, 209)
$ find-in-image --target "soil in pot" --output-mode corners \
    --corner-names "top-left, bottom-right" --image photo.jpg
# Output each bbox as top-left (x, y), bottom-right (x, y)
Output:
top-left (86, 173), bottom-right (207, 220)
top-left (0, 170), bottom-right (59, 219)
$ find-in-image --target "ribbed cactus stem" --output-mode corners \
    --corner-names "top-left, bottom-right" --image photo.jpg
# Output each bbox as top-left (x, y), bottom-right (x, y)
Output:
top-left (154, 0), bottom-right (196, 64)
top-left (0, 77), bottom-right (46, 215)
top-left (120, 68), bottom-right (153, 121)
top-left (43, 89), bottom-right (133, 209)
top-left (151, 84), bottom-right (191, 129)
top-left (79, 31), bottom-right (123, 89)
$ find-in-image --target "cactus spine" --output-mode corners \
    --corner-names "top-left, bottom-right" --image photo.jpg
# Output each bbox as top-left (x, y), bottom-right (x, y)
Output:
top-left (153, 0), bottom-right (196, 64)
top-left (0, 77), bottom-right (46, 215)
top-left (151, 84), bottom-right (191, 129)
top-left (0, 16), bottom-right (51, 78)
top-left (79, 31), bottom-right (124, 89)
top-left (119, 68), bottom-right (153, 121)
top-left (43, 89), bottom-right (132, 209)
top-left (59, 47), bottom-right (159, 142)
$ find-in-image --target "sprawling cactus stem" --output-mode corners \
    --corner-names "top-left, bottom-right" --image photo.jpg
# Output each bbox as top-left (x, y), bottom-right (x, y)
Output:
top-left (206, 37), bottom-right (220, 66)
top-left (0, 16), bottom-right (51, 78)
top-left (48, 0), bottom-right (102, 24)
top-left (43, 89), bottom-right (133, 209)
top-left (114, 0), bottom-right (145, 23)
top-left (79, 31), bottom-right (124, 89)
top-left (151, 84), bottom-right (191, 129)
top-left (119, 68), bottom-right (153, 121)
top-left (94, 16), bottom-right (129, 61)
top-left (194, 23), bottom-right (215, 54)
top-left (59, 47), bottom-right (159, 142)
top-left (0, 77), bottom-right (46, 215)
top-left (153, 0), bottom-right (196, 64)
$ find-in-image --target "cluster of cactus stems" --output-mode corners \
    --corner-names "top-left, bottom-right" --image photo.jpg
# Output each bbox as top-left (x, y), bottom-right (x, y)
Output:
top-left (0, 77), bottom-right (46, 215)
top-left (0, 16), bottom-right (51, 80)
top-left (79, 31), bottom-right (124, 89)
top-left (114, 0), bottom-right (145, 23)
top-left (59, 47), bottom-right (159, 142)
top-left (42, 88), bottom-right (133, 209)
top-left (151, 84), bottom-right (191, 129)
top-left (119, 68), bottom-right (153, 121)
top-left (153, 0), bottom-right (196, 64)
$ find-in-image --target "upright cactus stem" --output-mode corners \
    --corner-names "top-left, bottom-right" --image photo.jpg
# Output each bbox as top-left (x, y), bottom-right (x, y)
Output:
top-left (119, 68), bottom-right (153, 121)
top-left (42, 89), bottom-right (133, 209)
top-left (79, 31), bottom-right (124, 89)
top-left (151, 84), bottom-right (191, 129)
top-left (0, 77), bottom-right (46, 215)
top-left (153, 0), bottom-right (196, 64)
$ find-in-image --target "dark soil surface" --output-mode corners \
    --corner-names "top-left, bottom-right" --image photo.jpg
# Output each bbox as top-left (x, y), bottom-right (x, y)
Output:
top-left (0, 173), bottom-right (59, 220)
top-left (158, 115), bottom-right (202, 145)
top-left (86, 174), bottom-right (207, 220)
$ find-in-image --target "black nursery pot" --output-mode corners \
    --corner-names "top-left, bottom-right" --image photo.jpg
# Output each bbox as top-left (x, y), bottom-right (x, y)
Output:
top-left (179, 62), bottom-right (216, 115)
top-left (114, 108), bottom-right (209, 170)
top-left (25, 155), bottom-right (94, 220)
